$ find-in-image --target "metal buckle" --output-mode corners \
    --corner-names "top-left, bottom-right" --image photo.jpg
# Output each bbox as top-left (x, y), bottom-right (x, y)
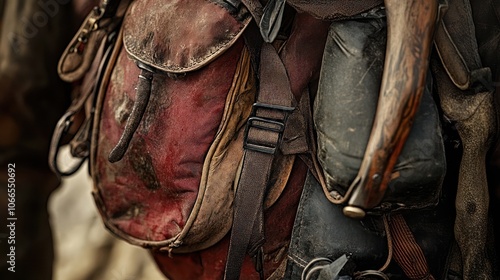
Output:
top-left (243, 102), bottom-right (294, 154)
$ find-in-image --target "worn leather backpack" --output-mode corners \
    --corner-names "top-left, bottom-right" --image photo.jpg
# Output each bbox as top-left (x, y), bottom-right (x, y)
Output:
top-left (51, 0), bottom-right (308, 278)
top-left (50, 0), bottom-right (498, 279)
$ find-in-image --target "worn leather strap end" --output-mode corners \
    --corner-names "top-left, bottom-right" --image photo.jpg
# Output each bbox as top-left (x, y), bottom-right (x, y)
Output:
top-left (58, 0), bottom-right (130, 82)
top-left (433, 0), bottom-right (491, 92)
top-left (58, 10), bottom-right (108, 82)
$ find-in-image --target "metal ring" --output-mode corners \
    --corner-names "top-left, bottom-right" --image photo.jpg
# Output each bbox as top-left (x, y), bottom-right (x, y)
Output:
top-left (302, 257), bottom-right (333, 280)
top-left (354, 270), bottom-right (390, 280)
top-left (49, 111), bottom-right (86, 177)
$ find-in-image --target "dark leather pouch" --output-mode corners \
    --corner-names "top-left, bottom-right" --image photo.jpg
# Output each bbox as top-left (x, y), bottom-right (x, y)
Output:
top-left (284, 172), bottom-right (455, 279)
top-left (314, 15), bottom-right (446, 213)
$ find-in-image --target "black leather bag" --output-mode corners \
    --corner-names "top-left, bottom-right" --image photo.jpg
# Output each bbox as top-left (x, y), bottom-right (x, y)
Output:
top-left (313, 12), bottom-right (446, 213)
top-left (284, 172), bottom-right (455, 279)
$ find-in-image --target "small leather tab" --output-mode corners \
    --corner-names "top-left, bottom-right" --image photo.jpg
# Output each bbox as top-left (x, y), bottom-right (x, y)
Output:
top-left (58, 0), bottom-right (131, 82)
top-left (58, 13), bottom-right (108, 82)
top-left (433, 0), bottom-right (486, 91)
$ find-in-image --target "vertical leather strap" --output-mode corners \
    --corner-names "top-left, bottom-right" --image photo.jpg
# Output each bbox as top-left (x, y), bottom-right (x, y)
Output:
top-left (241, 0), bottom-right (264, 24)
top-left (224, 43), bottom-right (295, 280)
top-left (433, 1), bottom-right (495, 278)
top-left (49, 26), bottom-right (116, 176)
top-left (101, 0), bottom-right (122, 18)
top-left (389, 214), bottom-right (435, 280)
top-left (495, 0), bottom-right (500, 26)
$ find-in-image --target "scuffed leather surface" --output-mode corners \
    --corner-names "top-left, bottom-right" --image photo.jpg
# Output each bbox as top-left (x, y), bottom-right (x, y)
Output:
top-left (314, 18), bottom-right (446, 212)
top-left (92, 37), bottom-right (295, 252)
top-left (123, 0), bottom-right (250, 73)
top-left (432, 54), bottom-right (497, 280)
top-left (152, 160), bottom-right (308, 280)
top-left (92, 39), bottom-right (245, 250)
top-left (284, 172), bottom-right (455, 279)
top-left (470, 0), bottom-right (500, 80)
top-left (287, 0), bottom-right (382, 21)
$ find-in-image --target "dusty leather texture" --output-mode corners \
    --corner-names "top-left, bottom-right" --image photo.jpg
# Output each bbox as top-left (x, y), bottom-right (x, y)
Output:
top-left (152, 159), bottom-right (308, 280)
top-left (432, 56), bottom-right (497, 280)
top-left (92, 38), bottom-right (245, 250)
top-left (123, 0), bottom-right (251, 73)
top-left (284, 172), bottom-right (455, 279)
top-left (88, 0), bottom-right (257, 252)
top-left (433, 0), bottom-right (492, 92)
top-left (91, 35), bottom-right (294, 252)
top-left (58, 1), bottom-right (130, 82)
top-left (286, 0), bottom-right (382, 21)
top-left (314, 17), bottom-right (446, 213)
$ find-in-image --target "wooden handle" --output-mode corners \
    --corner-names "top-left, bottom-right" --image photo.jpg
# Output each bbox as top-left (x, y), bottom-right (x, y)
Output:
top-left (344, 0), bottom-right (439, 218)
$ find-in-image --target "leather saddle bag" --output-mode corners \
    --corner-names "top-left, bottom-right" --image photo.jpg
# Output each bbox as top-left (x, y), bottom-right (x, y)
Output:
top-left (54, 0), bottom-right (297, 255)
top-left (314, 11), bottom-right (447, 213)
top-left (284, 172), bottom-right (455, 279)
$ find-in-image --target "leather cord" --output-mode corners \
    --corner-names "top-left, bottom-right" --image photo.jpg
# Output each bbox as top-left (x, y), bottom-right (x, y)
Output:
top-left (108, 62), bottom-right (155, 162)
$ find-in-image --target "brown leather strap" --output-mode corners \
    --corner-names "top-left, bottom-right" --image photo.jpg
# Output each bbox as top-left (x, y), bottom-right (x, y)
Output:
top-left (224, 43), bottom-right (295, 280)
top-left (50, 0), bottom-right (131, 176)
top-left (49, 36), bottom-right (109, 177)
top-left (389, 214), bottom-right (435, 280)
top-left (434, 0), bottom-right (492, 92)
top-left (240, 0), bottom-right (264, 24)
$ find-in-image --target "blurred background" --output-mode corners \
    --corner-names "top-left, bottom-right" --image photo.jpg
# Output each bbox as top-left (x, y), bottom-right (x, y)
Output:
top-left (50, 160), bottom-right (165, 280)
top-left (0, 1), bottom-right (164, 279)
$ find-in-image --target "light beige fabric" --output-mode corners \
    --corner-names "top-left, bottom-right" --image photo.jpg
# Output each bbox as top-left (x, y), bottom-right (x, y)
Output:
top-left (49, 160), bottom-right (166, 280)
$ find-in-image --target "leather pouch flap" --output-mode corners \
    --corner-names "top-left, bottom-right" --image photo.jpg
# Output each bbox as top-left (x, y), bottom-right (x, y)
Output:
top-left (287, 0), bottom-right (382, 20)
top-left (123, 0), bottom-right (251, 73)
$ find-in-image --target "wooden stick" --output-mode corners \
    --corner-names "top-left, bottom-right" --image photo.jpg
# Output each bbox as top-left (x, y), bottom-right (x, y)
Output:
top-left (344, 0), bottom-right (439, 218)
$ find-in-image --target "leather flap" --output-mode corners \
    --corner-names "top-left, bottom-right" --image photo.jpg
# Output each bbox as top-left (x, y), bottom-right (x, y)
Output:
top-left (286, 0), bottom-right (382, 20)
top-left (123, 0), bottom-right (251, 73)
